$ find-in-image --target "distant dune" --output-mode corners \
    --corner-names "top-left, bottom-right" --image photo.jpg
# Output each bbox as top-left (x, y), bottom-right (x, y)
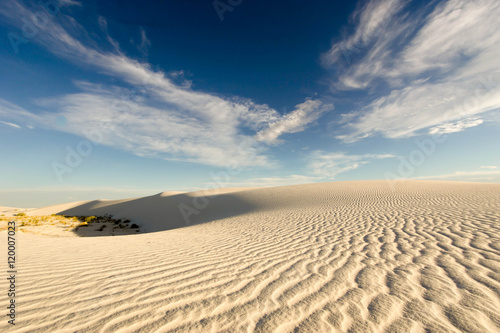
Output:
top-left (1, 180), bottom-right (500, 332)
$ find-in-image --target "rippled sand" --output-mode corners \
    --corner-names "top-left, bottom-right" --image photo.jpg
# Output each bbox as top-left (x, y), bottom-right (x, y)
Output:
top-left (1, 180), bottom-right (500, 332)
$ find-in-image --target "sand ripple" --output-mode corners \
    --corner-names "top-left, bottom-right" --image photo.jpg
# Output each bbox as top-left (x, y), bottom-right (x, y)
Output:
top-left (1, 181), bottom-right (500, 332)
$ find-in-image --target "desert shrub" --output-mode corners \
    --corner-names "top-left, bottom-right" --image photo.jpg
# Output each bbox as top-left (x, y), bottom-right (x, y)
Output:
top-left (16, 212), bottom-right (26, 217)
top-left (123, 219), bottom-right (131, 223)
top-left (130, 224), bottom-right (139, 229)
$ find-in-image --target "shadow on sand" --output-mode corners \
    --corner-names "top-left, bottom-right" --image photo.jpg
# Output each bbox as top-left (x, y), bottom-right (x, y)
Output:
top-left (59, 191), bottom-right (258, 236)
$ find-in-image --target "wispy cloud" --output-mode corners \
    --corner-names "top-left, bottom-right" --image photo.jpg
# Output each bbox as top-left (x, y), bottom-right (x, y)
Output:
top-left (223, 152), bottom-right (397, 188)
top-left (0, 99), bottom-right (35, 126)
top-left (321, 0), bottom-right (408, 75)
top-left (0, 120), bottom-right (21, 128)
top-left (138, 27), bottom-right (151, 56)
top-left (480, 166), bottom-right (497, 169)
top-left (0, 0), bottom-right (326, 167)
top-left (255, 99), bottom-right (332, 144)
top-left (58, 0), bottom-right (81, 6)
top-left (428, 117), bottom-right (483, 135)
top-left (324, 0), bottom-right (500, 142)
top-left (308, 151), bottom-right (395, 178)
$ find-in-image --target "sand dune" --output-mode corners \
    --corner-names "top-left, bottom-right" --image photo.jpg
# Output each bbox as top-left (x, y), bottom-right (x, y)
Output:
top-left (1, 180), bottom-right (500, 332)
top-left (0, 206), bottom-right (29, 217)
top-left (26, 187), bottom-right (262, 233)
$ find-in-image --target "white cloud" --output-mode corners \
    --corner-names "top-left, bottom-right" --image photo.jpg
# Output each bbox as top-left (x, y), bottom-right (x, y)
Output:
top-left (138, 27), bottom-right (151, 55)
top-left (428, 117), bottom-right (483, 135)
top-left (0, 120), bottom-right (21, 128)
top-left (480, 166), bottom-right (497, 169)
top-left (308, 151), bottom-right (395, 178)
top-left (323, 0), bottom-right (500, 141)
top-left (58, 0), bottom-right (81, 7)
top-left (255, 99), bottom-right (332, 144)
top-left (0, 0), bottom-right (326, 167)
top-left (0, 99), bottom-right (36, 125)
top-left (220, 151), bottom-right (396, 188)
top-left (322, 0), bottom-right (407, 65)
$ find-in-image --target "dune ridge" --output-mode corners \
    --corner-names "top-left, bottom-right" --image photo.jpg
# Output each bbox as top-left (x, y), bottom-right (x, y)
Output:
top-left (1, 180), bottom-right (500, 332)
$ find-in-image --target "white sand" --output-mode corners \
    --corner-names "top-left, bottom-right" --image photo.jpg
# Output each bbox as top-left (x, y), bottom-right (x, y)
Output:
top-left (1, 180), bottom-right (500, 332)
top-left (0, 206), bottom-right (29, 217)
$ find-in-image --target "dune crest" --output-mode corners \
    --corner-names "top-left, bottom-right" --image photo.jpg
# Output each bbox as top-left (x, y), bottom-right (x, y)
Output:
top-left (1, 180), bottom-right (500, 332)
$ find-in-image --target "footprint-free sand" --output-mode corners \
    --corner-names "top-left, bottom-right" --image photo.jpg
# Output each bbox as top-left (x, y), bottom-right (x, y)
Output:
top-left (1, 180), bottom-right (500, 332)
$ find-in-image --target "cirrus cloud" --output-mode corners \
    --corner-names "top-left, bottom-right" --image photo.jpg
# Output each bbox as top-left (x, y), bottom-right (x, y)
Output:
top-left (324, 0), bottom-right (500, 142)
top-left (308, 151), bottom-right (395, 178)
top-left (0, 0), bottom-right (327, 167)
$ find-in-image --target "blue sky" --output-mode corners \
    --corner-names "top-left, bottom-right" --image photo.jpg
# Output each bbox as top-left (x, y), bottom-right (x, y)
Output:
top-left (0, 0), bottom-right (499, 207)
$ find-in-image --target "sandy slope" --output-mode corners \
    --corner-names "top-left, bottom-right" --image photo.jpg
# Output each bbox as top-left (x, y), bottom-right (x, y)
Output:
top-left (25, 188), bottom-right (258, 232)
top-left (0, 206), bottom-right (29, 217)
top-left (1, 180), bottom-right (500, 332)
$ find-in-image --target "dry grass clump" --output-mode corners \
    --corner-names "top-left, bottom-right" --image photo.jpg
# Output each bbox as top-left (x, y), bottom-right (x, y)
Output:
top-left (0, 214), bottom-right (80, 232)
top-left (0, 214), bottom-right (139, 236)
